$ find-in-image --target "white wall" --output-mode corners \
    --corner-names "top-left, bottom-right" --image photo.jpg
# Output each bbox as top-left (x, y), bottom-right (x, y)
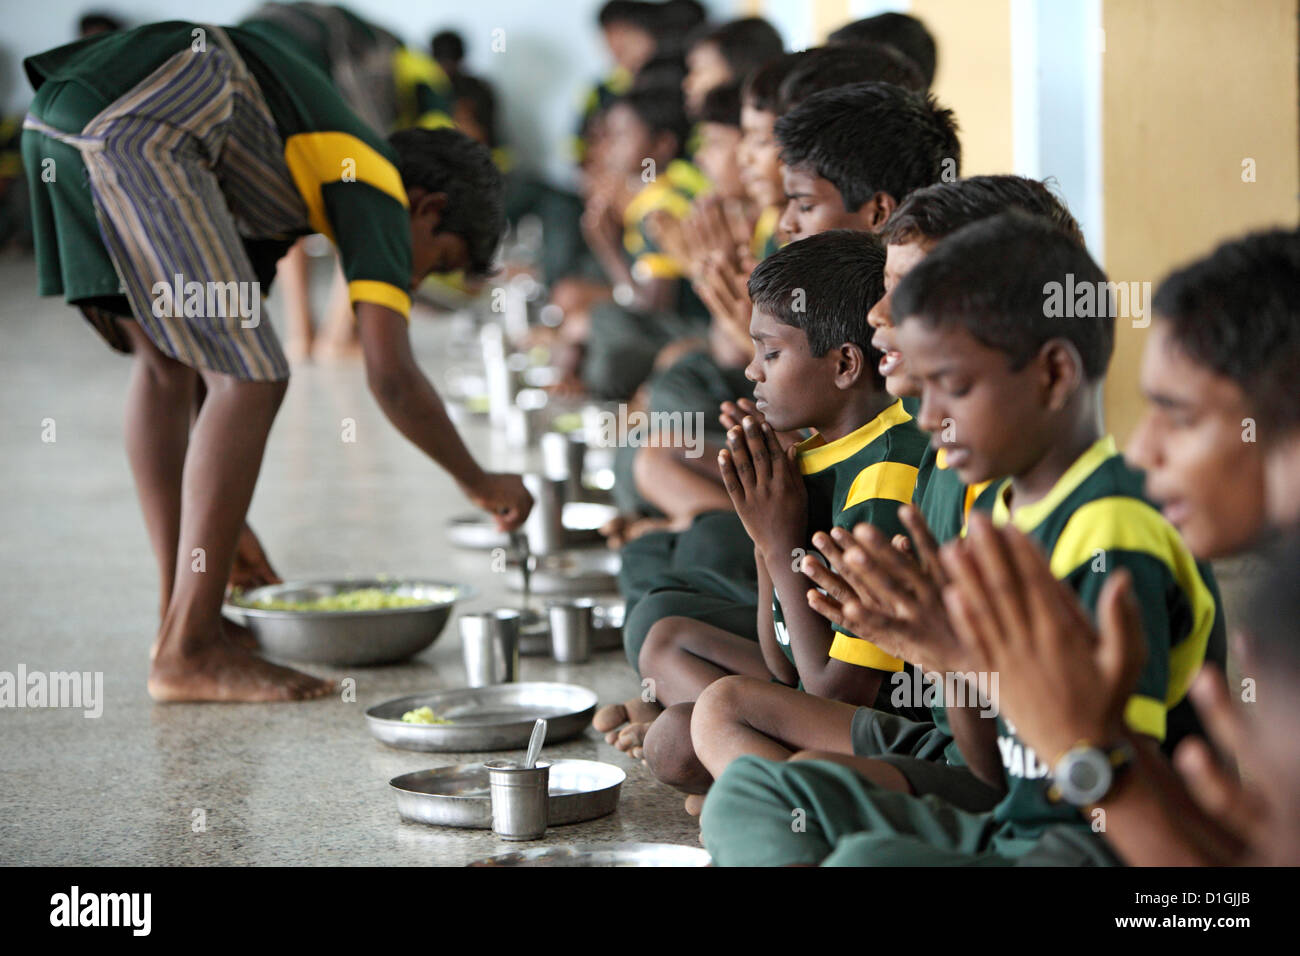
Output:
top-left (1, 0), bottom-right (733, 185)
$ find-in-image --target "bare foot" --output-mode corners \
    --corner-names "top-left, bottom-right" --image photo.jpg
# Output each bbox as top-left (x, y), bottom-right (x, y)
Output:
top-left (596, 695), bottom-right (663, 756)
top-left (221, 618), bottom-right (259, 652)
top-left (599, 515), bottom-right (679, 549)
top-left (148, 639), bottom-right (335, 702)
top-left (684, 794), bottom-right (706, 816)
top-left (614, 722), bottom-right (652, 758)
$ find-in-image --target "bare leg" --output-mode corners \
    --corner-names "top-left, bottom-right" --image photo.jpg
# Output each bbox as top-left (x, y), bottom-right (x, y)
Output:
top-left (314, 260), bottom-right (361, 360)
top-left (637, 616), bottom-right (770, 707)
top-left (633, 445), bottom-right (732, 524)
top-left (787, 750), bottom-right (911, 793)
top-left (691, 675), bottom-right (861, 778)
top-left (276, 239), bottom-right (314, 362)
top-left (119, 320), bottom-right (195, 634)
top-left (147, 363), bottom-right (334, 702)
top-left (642, 702), bottom-right (713, 798)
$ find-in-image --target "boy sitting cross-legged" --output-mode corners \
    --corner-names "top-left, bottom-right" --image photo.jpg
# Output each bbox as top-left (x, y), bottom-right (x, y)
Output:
top-left (689, 175), bottom-right (1085, 813)
top-left (633, 230), bottom-right (930, 808)
top-left (699, 211), bottom-right (1225, 865)
top-left (598, 79), bottom-right (962, 752)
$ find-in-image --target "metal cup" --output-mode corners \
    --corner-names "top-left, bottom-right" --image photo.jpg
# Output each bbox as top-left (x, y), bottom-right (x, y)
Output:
top-left (459, 609), bottom-right (521, 687)
top-left (547, 598), bottom-right (594, 663)
top-left (485, 759), bottom-right (551, 841)
top-left (505, 388), bottom-right (549, 449)
top-left (522, 473), bottom-right (567, 556)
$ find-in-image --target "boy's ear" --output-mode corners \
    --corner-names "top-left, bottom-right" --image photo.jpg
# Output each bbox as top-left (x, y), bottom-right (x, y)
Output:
top-left (1039, 338), bottom-right (1085, 411)
top-left (412, 190), bottom-right (449, 230)
top-left (857, 192), bottom-right (898, 232)
top-left (833, 342), bottom-right (867, 389)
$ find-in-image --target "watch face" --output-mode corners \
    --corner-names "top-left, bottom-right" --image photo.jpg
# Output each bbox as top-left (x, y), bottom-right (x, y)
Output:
top-left (1056, 748), bottom-right (1113, 806)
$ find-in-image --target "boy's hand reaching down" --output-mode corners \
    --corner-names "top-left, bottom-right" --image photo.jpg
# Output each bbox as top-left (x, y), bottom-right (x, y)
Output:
top-left (718, 416), bottom-right (806, 558)
top-left (468, 473), bottom-right (533, 532)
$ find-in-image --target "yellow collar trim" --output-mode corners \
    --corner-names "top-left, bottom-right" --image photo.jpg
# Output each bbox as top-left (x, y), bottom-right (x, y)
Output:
top-left (796, 400), bottom-right (912, 475)
top-left (991, 435), bottom-right (1119, 532)
top-left (751, 206), bottom-right (781, 259)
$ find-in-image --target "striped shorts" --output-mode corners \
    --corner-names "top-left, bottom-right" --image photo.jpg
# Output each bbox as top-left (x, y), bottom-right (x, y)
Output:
top-left (23, 26), bottom-right (309, 381)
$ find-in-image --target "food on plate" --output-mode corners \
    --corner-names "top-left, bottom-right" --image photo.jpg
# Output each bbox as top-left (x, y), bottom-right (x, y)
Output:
top-left (241, 586), bottom-right (456, 612)
top-left (400, 706), bottom-right (453, 725)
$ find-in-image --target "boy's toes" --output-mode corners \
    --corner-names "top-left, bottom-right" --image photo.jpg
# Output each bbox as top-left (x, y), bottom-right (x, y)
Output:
top-left (614, 721), bottom-right (650, 753)
top-left (684, 794), bottom-right (706, 816)
top-left (593, 702), bottom-right (629, 733)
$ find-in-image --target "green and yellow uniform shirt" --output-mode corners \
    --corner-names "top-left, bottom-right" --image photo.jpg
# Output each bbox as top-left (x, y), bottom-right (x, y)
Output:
top-left (241, 5), bottom-right (452, 133)
top-left (772, 400), bottom-right (929, 674)
top-left (913, 443), bottom-right (998, 766)
top-left (573, 66), bottom-right (632, 162)
top-left (622, 158), bottom-right (712, 282)
top-left (983, 435), bottom-right (1224, 838)
top-left (25, 22), bottom-right (415, 319)
top-left (751, 206), bottom-right (782, 262)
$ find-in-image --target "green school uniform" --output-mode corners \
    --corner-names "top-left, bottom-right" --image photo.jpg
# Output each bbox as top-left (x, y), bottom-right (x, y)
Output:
top-left (773, 400), bottom-right (928, 675)
top-left (702, 435), bottom-right (1225, 866)
top-left (985, 435), bottom-right (1225, 839)
top-left (25, 21), bottom-right (413, 320)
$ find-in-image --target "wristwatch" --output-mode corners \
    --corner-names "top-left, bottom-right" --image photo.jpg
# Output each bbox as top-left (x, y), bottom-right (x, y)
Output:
top-left (1048, 740), bottom-right (1134, 806)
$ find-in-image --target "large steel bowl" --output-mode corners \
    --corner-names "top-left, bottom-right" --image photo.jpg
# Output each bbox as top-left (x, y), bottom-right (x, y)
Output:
top-left (223, 578), bottom-right (472, 666)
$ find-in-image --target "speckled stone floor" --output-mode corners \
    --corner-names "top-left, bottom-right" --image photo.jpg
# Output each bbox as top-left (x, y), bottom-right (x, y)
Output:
top-left (0, 255), bottom-right (701, 866)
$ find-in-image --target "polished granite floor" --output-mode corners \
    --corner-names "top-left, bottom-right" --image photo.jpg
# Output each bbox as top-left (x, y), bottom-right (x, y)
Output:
top-left (0, 255), bottom-right (700, 866)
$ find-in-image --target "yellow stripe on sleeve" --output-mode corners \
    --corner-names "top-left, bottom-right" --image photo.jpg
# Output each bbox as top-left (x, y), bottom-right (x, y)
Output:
top-left (632, 253), bottom-right (683, 281)
top-left (1051, 496), bottom-right (1217, 710)
top-left (1124, 694), bottom-right (1167, 741)
top-left (283, 132), bottom-right (408, 239)
top-left (843, 461), bottom-right (920, 511)
top-left (829, 632), bottom-right (905, 671)
top-left (348, 280), bottom-right (411, 319)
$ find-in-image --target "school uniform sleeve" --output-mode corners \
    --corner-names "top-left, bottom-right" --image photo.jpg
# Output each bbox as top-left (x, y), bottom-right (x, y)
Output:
top-left (283, 131), bottom-right (412, 318)
top-left (1053, 496), bottom-right (1218, 743)
top-left (825, 459), bottom-right (918, 673)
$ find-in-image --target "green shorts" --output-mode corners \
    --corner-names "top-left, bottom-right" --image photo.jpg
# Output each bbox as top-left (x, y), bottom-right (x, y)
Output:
top-left (850, 708), bottom-right (1001, 812)
top-left (618, 511), bottom-right (757, 672)
top-left (700, 756), bottom-right (1120, 867)
top-left (582, 302), bottom-right (708, 400)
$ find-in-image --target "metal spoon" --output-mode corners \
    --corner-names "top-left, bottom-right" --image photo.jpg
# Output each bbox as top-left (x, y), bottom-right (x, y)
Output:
top-left (524, 717), bottom-right (548, 769)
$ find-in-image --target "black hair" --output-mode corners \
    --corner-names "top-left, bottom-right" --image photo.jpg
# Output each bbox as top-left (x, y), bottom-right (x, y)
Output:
top-left (777, 43), bottom-right (927, 110)
top-left (893, 211), bottom-right (1114, 381)
top-left (450, 73), bottom-right (498, 148)
top-left (775, 81), bottom-right (960, 211)
top-left (655, 0), bottom-right (707, 53)
top-left (747, 230), bottom-right (887, 384)
top-left (1152, 229), bottom-right (1300, 434)
top-left (686, 17), bottom-right (784, 86)
top-left (431, 30), bottom-right (465, 66)
top-left (78, 10), bottom-right (123, 35)
top-left (742, 51), bottom-right (812, 114)
top-left (631, 52), bottom-right (687, 92)
top-left (613, 85), bottom-right (690, 156)
top-left (599, 0), bottom-right (659, 31)
top-left (697, 82), bottom-right (742, 127)
top-left (1242, 532), bottom-right (1300, 674)
top-left (828, 12), bottom-right (937, 87)
top-left (388, 127), bottom-right (505, 277)
top-left (882, 175), bottom-right (1083, 248)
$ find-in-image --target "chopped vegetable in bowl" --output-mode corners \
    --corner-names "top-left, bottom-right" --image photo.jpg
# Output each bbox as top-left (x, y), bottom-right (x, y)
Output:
top-left (400, 706), bottom-right (453, 725)
top-left (241, 586), bottom-right (457, 612)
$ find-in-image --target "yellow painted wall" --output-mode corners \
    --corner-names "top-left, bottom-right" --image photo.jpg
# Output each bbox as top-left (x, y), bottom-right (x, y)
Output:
top-left (1101, 0), bottom-right (1300, 442)
top-left (907, 0), bottom-right (1016, 175)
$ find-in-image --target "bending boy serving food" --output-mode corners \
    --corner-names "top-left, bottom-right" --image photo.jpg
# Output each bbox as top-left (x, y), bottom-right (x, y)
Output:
top-left (22, 21), bottom-right (531, 703)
